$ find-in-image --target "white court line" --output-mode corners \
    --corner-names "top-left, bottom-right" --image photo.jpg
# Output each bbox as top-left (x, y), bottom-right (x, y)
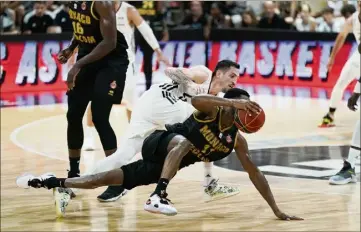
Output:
top-left (9, 113), bottom-right (358, 197)
top-left (9, 115), bottom-right (66, 162)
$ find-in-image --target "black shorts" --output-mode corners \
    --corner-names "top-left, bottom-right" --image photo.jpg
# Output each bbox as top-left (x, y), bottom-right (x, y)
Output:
top-left (68, 56), bottom-right (129, 104)
top-left (121, 130), bottom-right (177, 190)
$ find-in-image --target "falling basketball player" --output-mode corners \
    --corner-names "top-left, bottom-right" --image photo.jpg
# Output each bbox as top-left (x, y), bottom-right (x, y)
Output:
top-left (320, 3), bottom-right (360, 127)
top-left (328, 15), bottom-right (361, 185)
top-left (83, 1), bottom-right (170, 151)
top-left (84, 60), bottom-right (241, 202)
top-left (17, 88), bottom-right (303, 221)
top-left (56, 1), bottom-right (129, 209)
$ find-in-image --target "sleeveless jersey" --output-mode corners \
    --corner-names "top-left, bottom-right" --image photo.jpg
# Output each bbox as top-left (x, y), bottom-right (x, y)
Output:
top-left (68, 1), bottom-right (128, 58)
top-left (165, 107), bottom-right (239, 168)
top-left (116, 2), bottom-right (135, 63)
top-left (352, 11), bottom-right (360, 45)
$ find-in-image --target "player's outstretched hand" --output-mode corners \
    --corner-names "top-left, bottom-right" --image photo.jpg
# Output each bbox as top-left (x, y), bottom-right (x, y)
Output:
top-left (275, 211), bottom-right (304, 221)
top-left (232, 100), bottom-right (261, 114)
top-left (347, 93), bottom-right (360, 111)
top-left (57, 48), bottom-right (73, 64)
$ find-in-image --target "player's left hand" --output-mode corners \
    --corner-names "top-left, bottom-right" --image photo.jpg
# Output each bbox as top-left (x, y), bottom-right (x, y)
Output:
top-left (347, 93), bottom-right (360, 111)
top-left (156, 51), bottom-right (171, 67)
top-left (67, 64), bottom-right (81, 90)
top-left (275, 211), bottom-right (304, 221)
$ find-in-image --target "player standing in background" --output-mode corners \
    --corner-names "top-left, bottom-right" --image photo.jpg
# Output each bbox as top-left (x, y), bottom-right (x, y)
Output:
top-left (328, 10), bottom-right (361, 185)
top-left (84, 60), bottom-right (242, 203)
top-left (82, 1), bottom-right (170, 151)
top-left (319, 3), bottom-right (360, 127)
top-left (132, 1), bottom-right (169, 90)
top-left (55, 1), bottom-right (129, 211)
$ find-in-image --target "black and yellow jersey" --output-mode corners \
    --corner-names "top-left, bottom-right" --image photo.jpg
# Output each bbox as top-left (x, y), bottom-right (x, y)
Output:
top-left (165, 107), bottom-right (238, 168)
top-left (68, 1), bottom-right (128, 58)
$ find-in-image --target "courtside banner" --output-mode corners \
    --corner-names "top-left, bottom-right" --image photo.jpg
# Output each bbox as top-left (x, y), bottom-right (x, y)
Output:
top-left (0, 40), bottom-right (357, 95)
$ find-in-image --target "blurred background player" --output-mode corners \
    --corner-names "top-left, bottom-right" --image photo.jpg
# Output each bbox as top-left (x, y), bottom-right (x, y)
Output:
top-left (320, 2), bottom-right (359, 127)
top-left (328, 11), bottom-right (361, 185)
top-left (83, 1), bottom-right (170, 151)
top-left (85, 61), bottom-right (241, 202)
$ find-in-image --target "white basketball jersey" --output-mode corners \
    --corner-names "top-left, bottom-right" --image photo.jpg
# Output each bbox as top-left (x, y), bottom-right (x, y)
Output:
top-left (158, 75), bottom-right (212, 105)
top-left (116, 2), bottom-right (135, 62)
top-left (352, 11), bottom-right (360, 45)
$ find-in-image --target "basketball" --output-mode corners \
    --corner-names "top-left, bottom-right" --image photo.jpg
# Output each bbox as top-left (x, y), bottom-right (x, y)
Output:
top-left (235, 108), bottom-right (266, 133)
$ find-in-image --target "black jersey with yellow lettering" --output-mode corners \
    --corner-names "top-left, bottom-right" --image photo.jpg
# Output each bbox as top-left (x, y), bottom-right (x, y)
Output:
top-left (165, 107), bottom-right (239, 168)
top-left (68, 1), bottom-right (128, 58)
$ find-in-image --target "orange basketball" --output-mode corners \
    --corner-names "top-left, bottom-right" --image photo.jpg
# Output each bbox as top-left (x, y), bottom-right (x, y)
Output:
top-left (235, 108), bottom-right (266, 134)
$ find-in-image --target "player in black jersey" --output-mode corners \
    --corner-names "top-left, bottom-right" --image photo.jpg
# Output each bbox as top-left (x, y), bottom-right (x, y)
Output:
top-left (56, 2), bottom-right (129, 184)
top-left (18, 88), bottom-right (302, 221)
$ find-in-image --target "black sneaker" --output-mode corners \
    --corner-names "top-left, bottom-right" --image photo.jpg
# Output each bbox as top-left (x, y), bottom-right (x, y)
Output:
top-left (319, 113), bottom-right (335, 128)
top-left (67, 170), bottom-right (80, 178)
top-left (97, 186), bottom-right (128, 202)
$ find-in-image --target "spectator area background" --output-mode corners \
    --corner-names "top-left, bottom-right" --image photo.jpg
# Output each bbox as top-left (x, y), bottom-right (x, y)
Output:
top-left (0, 0), bottom-right (359, 107)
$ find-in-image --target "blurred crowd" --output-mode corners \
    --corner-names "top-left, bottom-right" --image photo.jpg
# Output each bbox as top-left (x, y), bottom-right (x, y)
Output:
top-left (0, 0), bottom-right (358, 35)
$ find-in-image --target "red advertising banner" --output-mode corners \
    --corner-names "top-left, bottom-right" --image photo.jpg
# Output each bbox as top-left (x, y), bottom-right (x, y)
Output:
top-left (0, 40), bottom-right (357, 103)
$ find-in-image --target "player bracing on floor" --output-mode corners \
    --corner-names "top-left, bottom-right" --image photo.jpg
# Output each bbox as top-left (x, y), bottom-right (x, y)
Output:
top-left (17, 88), bottom-right (303, 221)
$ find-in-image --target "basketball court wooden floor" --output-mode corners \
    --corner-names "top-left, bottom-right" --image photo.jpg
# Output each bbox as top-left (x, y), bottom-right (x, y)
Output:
top-left (1, 94), bottom-right (360, 231)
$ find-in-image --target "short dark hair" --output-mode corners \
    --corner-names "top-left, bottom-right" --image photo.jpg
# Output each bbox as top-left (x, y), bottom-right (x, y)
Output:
top-left (212, 60), bottom-right (240, 78)
top-left (322, 7), bottom-right (334, 15)
top-left (224, 88), bottom-right (250, 99)
top-left (341, 4), bottom-right (356, 18)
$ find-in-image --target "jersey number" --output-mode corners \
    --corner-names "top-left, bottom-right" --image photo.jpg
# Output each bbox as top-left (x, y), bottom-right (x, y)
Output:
top-left (201, 145), bottom-right (215, 156)
top-left (142, 1), bottom-right (154, 9)
top-left (72, 22), bottom-right (84, 35)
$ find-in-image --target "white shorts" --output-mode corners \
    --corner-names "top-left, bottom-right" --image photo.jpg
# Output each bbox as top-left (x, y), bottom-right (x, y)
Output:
top-left (122, 62), bottom-right (138, 110)
top-left (128, 84), bottom-right (193, 138)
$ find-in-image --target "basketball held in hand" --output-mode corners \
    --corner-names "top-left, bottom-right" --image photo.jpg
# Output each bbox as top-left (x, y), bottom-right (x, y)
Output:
top-left (235, 108), bottom-right (266, 133)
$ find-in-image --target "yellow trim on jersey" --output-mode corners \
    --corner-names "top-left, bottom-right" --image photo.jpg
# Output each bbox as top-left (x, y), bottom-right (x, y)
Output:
top-left (193, 107), bottom-right (220, 123)
top-left (90, 1), bottom-right (99, 20)
top-left (218, 107), bottom-right (235, 132)
top-left (233, 132), bottom-right (240, 148)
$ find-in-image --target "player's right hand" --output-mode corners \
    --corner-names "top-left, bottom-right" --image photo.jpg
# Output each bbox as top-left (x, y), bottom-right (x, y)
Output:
top-left (57, 48), bottom-right (73, 64)
top-left (232, 100), bottom-right (261, 114)
top-left (275, 211), bottom-right (304, 221)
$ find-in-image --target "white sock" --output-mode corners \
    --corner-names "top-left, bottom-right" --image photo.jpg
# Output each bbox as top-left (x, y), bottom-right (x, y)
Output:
top-left (203, 162), bottom-right (213, 186)
top-left (85, 126), bottom-right (96, 139)
top-left (347, 120), bottom-right (361, 168)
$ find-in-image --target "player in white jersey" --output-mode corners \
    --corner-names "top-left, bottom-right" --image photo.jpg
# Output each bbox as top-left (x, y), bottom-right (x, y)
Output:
top-left (320, 6), bottom-right (360, 127)
top-left (83, 2), bottom-right (170, 150)
top-left (329, 12), bottom-right (361, 185)
top-left (89, 60), bottom-right (241, 202)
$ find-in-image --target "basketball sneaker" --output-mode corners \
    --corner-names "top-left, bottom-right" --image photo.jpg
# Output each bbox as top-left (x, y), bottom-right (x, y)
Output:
top-left (83, 136), bottom-right (95, 151)
top-left (319, 113), bottom-right (335, 128)
top-left (204, 178), bottom-right (240, 202)
top-left (16, 172), bottom-right (55, 189)
top-left (97, 186), bottom-right (128, 202)
top-left (329, 161), bottom-right (357, 185)
top-left (144, 193), bottom-right (177, 216)
top-left (53, 187), bottom-right (72, 217)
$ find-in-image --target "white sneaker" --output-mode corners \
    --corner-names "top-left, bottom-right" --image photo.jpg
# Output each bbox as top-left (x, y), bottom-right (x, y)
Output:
top-left (144, 193), bottom-right (177, 216)
top-left (16, 172), bottom-right (55, 189)
top-left (83, 136), bottom-right (95, 151)
top-left (53, 187), bottom-right (72, 218)
top-left (329, 164), bottom-right (358, 185)
top-left (204, 178), bottom-right (240, 202)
